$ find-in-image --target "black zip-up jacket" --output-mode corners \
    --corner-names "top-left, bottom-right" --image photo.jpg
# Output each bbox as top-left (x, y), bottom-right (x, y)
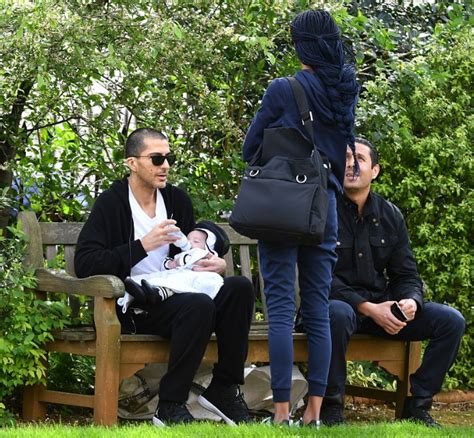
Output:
top-left (74, 177), bottom-right (195, 281)
top-left (331, 191), bottom-right (424, 312)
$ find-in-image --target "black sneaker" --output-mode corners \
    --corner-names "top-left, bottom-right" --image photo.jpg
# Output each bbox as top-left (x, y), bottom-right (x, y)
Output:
top-left (401, 396), bottom-right (441, 428)
top-left (152, 401), bottom-right (194, 427)
top-left (320, 403), bottom-right (345, 426)
top-left (198, 382), bottom-right (251, 425)
top-left (320, 394), bottom-right (345, 426)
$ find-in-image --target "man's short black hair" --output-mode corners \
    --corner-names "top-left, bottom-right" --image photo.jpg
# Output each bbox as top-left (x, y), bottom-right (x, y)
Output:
top-left (125, 128), bottom-right (168, 158)
top-left (355, 136), bottom-right (379, 167)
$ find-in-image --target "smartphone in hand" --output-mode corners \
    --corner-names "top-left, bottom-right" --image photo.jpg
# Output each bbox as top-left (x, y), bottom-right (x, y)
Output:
top-left (391, 302), bottom-right (408, 322)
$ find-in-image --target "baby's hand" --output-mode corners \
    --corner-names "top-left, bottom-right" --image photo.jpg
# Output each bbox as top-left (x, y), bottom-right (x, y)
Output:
top-left (168, 260), bottom-right (179, 269)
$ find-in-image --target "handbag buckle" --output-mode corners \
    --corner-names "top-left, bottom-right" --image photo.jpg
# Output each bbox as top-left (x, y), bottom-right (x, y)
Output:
top-left (296, 174), bottom-right (307, 184)
top-left (301, 111), bottom-right (313, 125)
top-left (249, 169), bottom-right (260, 177)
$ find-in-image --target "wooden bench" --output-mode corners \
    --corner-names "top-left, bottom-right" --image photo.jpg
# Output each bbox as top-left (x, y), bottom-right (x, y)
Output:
top-left (19, 211), bottom-right (421, 425)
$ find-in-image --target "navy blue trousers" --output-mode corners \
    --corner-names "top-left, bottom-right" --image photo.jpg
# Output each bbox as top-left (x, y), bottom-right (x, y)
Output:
top-left (259, 188), bottom-right (338, 402)
top-left (327, 299), bottom-right (465, 398)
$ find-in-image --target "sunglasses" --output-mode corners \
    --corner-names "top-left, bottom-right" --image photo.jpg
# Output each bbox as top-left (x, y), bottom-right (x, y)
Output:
top-left (132, 153), bottom-right (177, 166)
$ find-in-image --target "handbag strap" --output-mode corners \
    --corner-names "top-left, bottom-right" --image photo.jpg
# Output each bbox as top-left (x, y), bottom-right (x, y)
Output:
top-left (287, 77), bottom-right (316, 147)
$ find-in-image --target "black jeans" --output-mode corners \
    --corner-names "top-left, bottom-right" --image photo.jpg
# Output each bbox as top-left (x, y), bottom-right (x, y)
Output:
top-left (126, 276), bottom-right (254, 403)
top-left (326, 299), bottom-right (465, 399)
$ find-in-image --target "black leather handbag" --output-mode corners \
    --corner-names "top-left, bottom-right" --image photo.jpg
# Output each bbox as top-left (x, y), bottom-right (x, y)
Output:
top-left (229, 77), bottom-right (329, 245)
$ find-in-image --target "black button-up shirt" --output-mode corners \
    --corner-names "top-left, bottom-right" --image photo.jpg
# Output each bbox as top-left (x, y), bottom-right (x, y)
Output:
top-left (331, 191), bottom-right (424, 312)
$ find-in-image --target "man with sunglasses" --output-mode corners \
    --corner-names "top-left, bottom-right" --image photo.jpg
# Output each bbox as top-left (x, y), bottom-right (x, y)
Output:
top-left (75, 128), bottom-right (254, 427)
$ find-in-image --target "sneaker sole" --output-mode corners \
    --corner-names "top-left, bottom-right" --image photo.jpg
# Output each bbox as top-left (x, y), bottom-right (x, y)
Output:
top-left (152, 415), bottom-right (166, 427)
top-left (197, 395), bottom-right (237, 426)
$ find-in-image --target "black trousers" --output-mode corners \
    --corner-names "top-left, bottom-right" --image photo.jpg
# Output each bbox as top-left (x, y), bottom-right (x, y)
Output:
top-left (124, 276), bottom-right (254, 403)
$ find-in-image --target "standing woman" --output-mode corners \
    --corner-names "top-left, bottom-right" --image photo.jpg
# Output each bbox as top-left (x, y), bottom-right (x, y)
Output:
top-left (243, 10), bottom-right (359, 426)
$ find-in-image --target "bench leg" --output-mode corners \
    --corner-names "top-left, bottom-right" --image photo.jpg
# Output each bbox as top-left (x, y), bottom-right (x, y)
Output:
top-left (23, 384), bottom-right (47, 421)
top-left (93, 297), bottom-right (122, 426)
top-left (23, 349), bottom-right (48, 422)
top-left (394, 341), bottom-right (422, 418)
top-left (395, 378), bottom-right (408, 418)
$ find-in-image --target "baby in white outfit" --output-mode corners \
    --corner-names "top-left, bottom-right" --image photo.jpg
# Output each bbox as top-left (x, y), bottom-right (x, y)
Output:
top-left (123, 221), bottom-right (229, 309)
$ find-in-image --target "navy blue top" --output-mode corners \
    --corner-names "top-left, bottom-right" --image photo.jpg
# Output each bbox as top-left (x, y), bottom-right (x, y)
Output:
top-left (243, 70), bottom-right (347, 185)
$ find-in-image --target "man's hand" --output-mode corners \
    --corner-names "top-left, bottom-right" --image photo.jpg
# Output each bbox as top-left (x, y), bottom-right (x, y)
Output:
top-left (192, 253), bottom-right (226, 274)
top-left (357, 301), bottom-right (407, 335)
top-left (141, 219), bottom-right (179, 253)
top-left (398, 298), bottom-right (417, 321)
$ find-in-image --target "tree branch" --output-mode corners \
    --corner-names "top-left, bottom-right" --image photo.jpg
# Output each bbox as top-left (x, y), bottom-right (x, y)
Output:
top-left (25, 116), bottom-right (80, 134)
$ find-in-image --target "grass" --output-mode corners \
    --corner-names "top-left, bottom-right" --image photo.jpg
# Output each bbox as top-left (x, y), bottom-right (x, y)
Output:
top-left (0, 422), bottom-right (473, 438)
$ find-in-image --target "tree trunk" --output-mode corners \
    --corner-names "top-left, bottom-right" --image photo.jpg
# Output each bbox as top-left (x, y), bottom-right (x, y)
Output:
top-left (0, 168), bottom-right (13, 230)
top-left (0, 79), bottom-right (33, 232)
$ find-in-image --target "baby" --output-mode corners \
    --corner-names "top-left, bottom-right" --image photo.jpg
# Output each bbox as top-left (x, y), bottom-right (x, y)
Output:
top-left (162, 224), bottom-right (221, 270)
top-left (123, 221), bottom-right (229, 309)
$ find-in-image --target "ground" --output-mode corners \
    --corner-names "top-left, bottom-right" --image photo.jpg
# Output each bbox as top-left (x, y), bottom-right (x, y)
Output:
top-left (6, 389), bottom-right (473, 427)
top-left (10, 401), bottom-right (474, 427)
top-left (344, 401), bottom-right (473, 427)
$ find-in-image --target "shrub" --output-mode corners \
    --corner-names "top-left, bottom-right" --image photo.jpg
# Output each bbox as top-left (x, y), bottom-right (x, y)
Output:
top-left (0, 192), bottom-right (68, 424)
top-left (48, 354), bottom-right (95, 395)
top-left (357, 15), bottom-right (473, 388)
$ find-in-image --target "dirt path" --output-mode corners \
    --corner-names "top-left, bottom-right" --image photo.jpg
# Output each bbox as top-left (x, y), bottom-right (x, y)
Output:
top-left (344, 401), bottom-right (473, 427)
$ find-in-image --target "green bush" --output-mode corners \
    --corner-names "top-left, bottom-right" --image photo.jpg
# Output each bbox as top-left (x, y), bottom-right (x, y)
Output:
top-left (48, 354), bottom-right (95, 395)
top-left (346, 361), bottom-right (396, 392)
top-left (357, 16), bottom-right (473, 388)
top-left (0, 194), bottom-right (68, 424)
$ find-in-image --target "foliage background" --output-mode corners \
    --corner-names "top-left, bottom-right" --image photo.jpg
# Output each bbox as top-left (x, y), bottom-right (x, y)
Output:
top-left (0, 0), bottom-right (472, 422)
top-left (0, 192), bottom-right (68, 425)
top-left (357, 17), bottom-right (473, 389)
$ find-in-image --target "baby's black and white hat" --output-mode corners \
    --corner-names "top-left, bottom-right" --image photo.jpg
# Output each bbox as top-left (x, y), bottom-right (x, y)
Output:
top-left (194, 220), bottom-right (230, 257)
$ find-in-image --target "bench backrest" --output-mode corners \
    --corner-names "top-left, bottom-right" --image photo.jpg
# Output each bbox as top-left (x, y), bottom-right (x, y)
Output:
top-left (20, 212), bottom-right (270, 321)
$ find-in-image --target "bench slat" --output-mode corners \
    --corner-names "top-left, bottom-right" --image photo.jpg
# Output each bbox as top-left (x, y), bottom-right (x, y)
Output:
top-left (220, 224), bottom-right (254, 245)
top-left (46, 246), bottom-right (58, 263)
top-left (65, 245), bottom-right (76, 276)
top-left (239, 245), bottom-right (252, 280)
top-left (39, 222), bottom-right (84, 245)
top-left (224, 249), bottom-right (235, 277)
top-left (37, 389), bottom-right (95, 409)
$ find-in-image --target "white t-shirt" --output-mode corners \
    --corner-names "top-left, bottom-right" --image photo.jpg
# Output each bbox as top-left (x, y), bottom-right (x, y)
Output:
top-left (129, 187), bottom-right (169, 276)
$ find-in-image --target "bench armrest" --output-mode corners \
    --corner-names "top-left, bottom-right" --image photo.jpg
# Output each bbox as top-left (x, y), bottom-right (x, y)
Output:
top-left (35, 268), bottom-right (125, 298)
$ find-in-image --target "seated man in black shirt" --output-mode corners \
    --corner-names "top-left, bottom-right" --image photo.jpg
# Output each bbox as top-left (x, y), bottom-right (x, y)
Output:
top-left (74, 128), bottom-right (254, 426)
top-left (319, 137), bottom-right (465, 427)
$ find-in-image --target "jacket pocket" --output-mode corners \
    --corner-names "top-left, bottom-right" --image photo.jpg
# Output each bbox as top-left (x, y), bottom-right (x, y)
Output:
top-left (369, 234), bottom-right (398, 270)
top-left (369, 234), bottom-right (398, 247)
